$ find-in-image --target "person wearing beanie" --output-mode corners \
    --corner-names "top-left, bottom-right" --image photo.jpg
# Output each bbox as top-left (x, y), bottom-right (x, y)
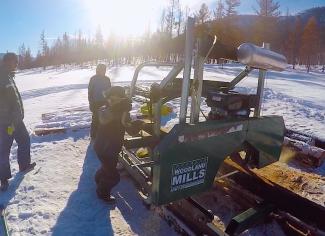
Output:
top-left (0, 53), bottom-right (36, 192)
top-left (88, 64), bottom-right (111, 140)
top-left (93, 86), bottom-right (144, 203)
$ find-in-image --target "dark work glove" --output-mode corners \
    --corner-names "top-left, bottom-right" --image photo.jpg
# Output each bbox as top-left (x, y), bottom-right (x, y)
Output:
top-left (126, 120), bottom-right (145, 136)
top-left (111, 98), bottom-right (132, 113)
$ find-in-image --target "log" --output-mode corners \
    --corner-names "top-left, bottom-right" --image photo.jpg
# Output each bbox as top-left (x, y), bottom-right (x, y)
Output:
top-left (283, 137), bottom-right (325, 167)
top-left (272, 211), bottom-right (325, 236)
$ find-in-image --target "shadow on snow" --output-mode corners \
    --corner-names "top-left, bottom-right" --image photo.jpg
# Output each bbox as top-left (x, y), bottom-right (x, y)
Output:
top-left (51, 144), bottom-right (172, 236)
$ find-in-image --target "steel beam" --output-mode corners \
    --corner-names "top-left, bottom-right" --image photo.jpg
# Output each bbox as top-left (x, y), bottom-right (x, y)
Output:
top-left (129, 62), bottom-right (176, 98)
top-left (227, 66), bottom-right (252, 91)
top-left (159, 63), bottom-right (184, 89)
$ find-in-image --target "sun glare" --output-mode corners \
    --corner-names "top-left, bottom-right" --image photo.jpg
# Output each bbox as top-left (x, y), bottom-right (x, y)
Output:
top-left (82, 0), bottom-right (165, 38)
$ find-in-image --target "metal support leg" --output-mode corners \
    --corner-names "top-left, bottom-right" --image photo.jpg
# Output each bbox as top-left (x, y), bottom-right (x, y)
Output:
top-left (190, 39), bottom-right (205, 124)
top-left (153, 100), bottom-right (162, 137)
top-left (254, 69), bottom-right (267, 117)
top-left (254, 43), bottom-right (270, 117)
top-left (180, 17), bottom-right (195, 124)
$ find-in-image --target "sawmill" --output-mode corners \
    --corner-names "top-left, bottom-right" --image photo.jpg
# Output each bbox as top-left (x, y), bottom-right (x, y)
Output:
top-left (118, 17), bottom-right (325, 235)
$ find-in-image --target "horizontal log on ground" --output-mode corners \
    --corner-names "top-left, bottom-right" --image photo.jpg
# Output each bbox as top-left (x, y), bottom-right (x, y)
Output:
top-left (271, 210), bottom-right (325, 236)
top-left (224, 159), bottom-right (325, 231)
top-left (283, 137), bottom-right (325, 167)
top-left (33, 128), bottom-right (66, 136)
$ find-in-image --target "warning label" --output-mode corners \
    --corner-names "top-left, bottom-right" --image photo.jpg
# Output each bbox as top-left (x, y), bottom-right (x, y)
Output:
top-left (170, 157), bottom-right (208, 192)
top-left (178, 124), bottom-right (244, 143)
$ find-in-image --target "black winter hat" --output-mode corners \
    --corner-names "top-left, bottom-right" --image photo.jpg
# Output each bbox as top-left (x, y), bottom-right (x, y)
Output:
top-left (104, 86), bottom-right (126, 99)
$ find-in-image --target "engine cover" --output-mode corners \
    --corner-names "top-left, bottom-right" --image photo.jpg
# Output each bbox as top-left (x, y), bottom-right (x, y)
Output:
top-left (206, 92), bottom-right (258, 118)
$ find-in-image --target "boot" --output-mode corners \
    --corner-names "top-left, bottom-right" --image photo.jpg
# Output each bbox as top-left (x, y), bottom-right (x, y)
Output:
top-left (0, 179), bottom-right (9, 192)
top-left (19, 162), bottom-right (36, 173)
top-left (96, 189), bottom-right (116, 204)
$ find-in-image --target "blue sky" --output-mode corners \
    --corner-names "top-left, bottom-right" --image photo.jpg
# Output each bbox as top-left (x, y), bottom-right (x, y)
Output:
top-left (0, 0), bottom-right (324, 55)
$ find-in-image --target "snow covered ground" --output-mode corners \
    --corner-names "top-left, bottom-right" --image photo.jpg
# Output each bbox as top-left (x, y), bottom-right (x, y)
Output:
top-left (0, 63), bottom-right (324, 235)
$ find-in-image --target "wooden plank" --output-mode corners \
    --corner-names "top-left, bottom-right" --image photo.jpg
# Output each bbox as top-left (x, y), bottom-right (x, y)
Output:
top-left (34, 127), bottom-right (66, 136)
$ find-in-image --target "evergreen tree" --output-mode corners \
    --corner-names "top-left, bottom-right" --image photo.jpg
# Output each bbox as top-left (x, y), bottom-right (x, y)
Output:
top-left (52, 37), bottom-right (63, 65)
top-left (300, 16), bottom-right (320, 72)
top-left (175, 0), bottom-right (184, 36)
top-left (254, 0), bottom-right (280, 17)
top-left (252, 0), bottom-right (280, 45)
top-left (24, 47), bottom-right (33, 69)
top-left (195, 3), bottom-right (210, 24)
top-left (62, 32), bottom-right (70, 64)
top-left (40, 30), bottom-right (50, 69)
top-left (214, 0), bottom-right (225, 20)
top-left (165, 0), bottom-right (176, 37)
top-left (225, 0), bottom-right (240, 17)
top-left (160, 9), bottom-right (167, 33)
top-left (18, 43), bottom-right (26, 69)
top-left (286, 16), bottom-right (302, 69)
top-left (95, 26), bottom-right (104, 46)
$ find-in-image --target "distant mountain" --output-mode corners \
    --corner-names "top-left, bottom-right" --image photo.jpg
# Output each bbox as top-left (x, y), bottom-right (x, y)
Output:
top-left (191, 6), bottom-right (324, 58)
top-left (228, 6), bottom-right (325, 29)
top-left (297, 7), bottom-right (325, 25)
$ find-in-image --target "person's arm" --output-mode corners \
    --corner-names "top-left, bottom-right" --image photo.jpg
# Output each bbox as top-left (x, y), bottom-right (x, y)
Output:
top-left (123, 113), bottom-right (145, 136)
top-left (106, 76), bottom-right (112, 89)
top-left (88, 77), bottom-right (94, 112)
top-left (121, 112), bottom-right (132, 128)
top-left (98, 106), bottom-right (113, 125)
top-left (102, 77), bottom-right (111, 109)
top-left (0, 77), bottom-right (22, 127)
top-left (0, 80), bottom-right (7, 96)
top-left (7, 87), bottom-right (21, 124)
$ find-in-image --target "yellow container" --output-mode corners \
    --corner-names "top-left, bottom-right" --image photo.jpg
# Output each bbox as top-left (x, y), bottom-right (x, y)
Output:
top-left (140, 104), bottom-right (173, 116)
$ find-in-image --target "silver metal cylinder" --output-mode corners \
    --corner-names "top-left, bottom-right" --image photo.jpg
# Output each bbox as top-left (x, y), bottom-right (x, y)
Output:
top-left (237, 43), bottom-right (287, 71)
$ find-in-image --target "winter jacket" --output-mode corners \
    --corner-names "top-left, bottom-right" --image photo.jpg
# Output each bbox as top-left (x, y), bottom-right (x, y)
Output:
top-left (94, 98), bottom-right (141, 156)
top-left (94, 106), bottom-right (127, 158)
top-left (88, 75), bottom-right (111, 112)
top-left (0, 67), bottom-right (24, 126)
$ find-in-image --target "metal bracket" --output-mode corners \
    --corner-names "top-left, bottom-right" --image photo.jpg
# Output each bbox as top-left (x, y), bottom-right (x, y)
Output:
top-left (225, 203), bottom-right (275, 235)
top-left (227, 66), bottom-right (252, 91)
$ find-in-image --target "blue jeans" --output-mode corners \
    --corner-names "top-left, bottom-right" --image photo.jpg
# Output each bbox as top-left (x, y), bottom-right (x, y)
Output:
top-left (0, 121), bottom-right (31, 180)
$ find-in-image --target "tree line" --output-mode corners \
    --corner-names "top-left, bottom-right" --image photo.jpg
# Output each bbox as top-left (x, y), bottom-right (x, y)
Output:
top-left (16, 0), bottom-right (325, 72)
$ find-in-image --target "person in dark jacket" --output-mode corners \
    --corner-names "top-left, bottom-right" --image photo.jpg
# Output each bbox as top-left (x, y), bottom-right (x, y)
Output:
top-left (88, 64), bottom-right (111, 140)
top-left (94, 86), bottom-right (143, 203)
top-left (0, 53), bottom-right (36, 191)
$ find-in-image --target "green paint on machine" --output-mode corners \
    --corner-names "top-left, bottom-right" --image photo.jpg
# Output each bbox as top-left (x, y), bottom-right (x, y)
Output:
top-left (151, 116), bottom-right (285, 205)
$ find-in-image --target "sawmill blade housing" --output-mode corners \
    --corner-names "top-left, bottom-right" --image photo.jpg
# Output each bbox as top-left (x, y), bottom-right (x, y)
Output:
top-left (120, 17), bottom-right (288, 206)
